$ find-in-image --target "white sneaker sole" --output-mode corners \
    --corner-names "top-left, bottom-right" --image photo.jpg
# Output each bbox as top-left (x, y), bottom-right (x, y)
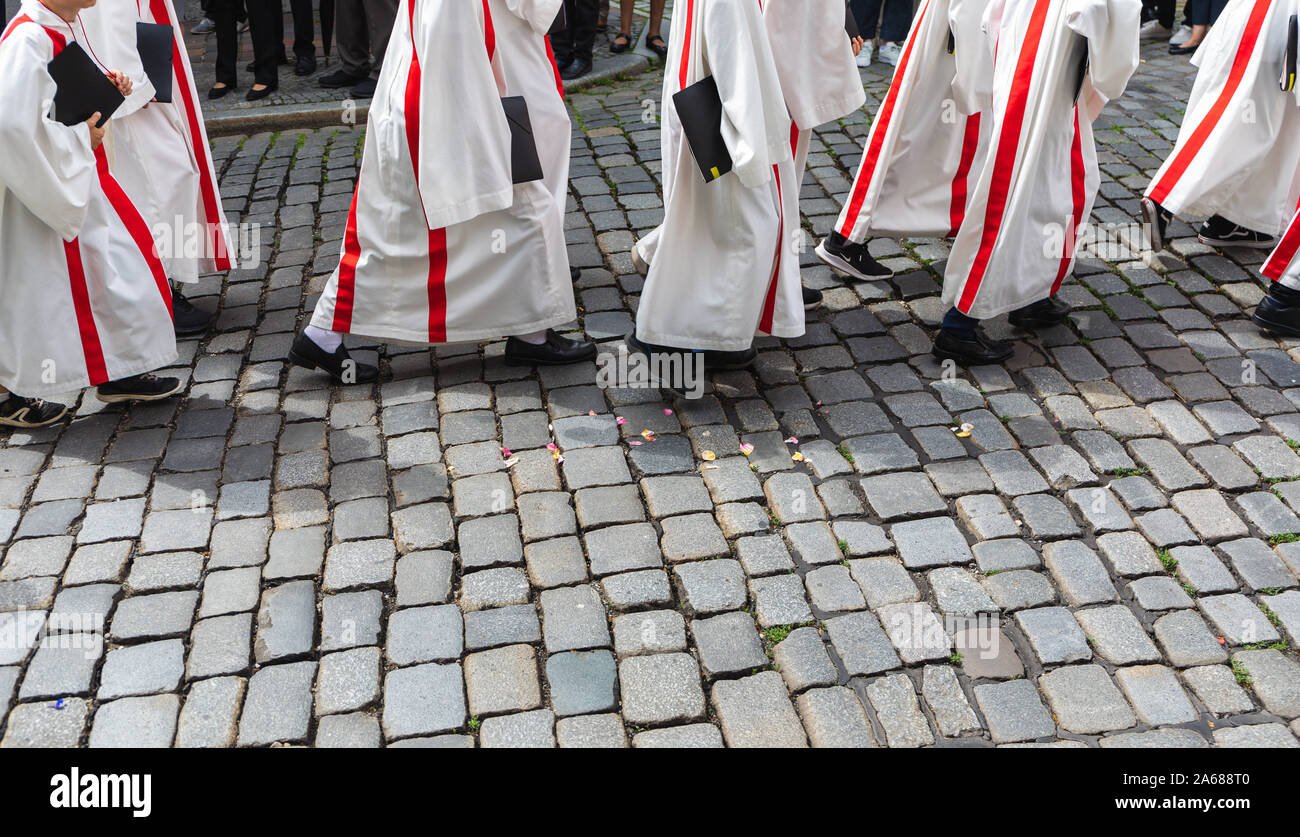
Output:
top-left (815, 241), bottom-right (894, 282)
top-left (96, 381), bottom-right (184, 404)
top-left (0, 406), bottom-right (68, 427)
top-left (1198, 235), bottom-right (1278, 250)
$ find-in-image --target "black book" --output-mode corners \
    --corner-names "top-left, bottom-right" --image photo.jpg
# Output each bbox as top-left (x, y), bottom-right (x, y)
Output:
top-left (845, 2), bottom-right (860, 39)
top-left (47, 41), bottom-right (124, 128)
top-left (1282, 14), bottom-right (1297, 93)
top-left (672, 75), bottom-right (732, 183)
top-left (136, 22), bottom-right (174, 103)
top-left (502, 96), bottom-right (544, 185)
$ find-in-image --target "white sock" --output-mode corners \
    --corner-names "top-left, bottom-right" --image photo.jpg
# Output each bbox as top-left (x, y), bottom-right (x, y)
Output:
top-left (305, 324), bottom-right (344, 353)
top-left (514, 330), bottom-right (548, 345)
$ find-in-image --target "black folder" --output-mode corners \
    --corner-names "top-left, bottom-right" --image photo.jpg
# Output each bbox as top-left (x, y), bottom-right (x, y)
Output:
top-left (47, 41), bottom-right (125, 128)
top-left (672, 75), bottom-right (732, 183)
top-left (136, 22), bottom-right (174, 103)
top-left (502, 96), bottom-right (544, 184)
top-left (1282, 14), bottom-right (1297, 93)
top-left (845, 2), bottom-right (860, 39)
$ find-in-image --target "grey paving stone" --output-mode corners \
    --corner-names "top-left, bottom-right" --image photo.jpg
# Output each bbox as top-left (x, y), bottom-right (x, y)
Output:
top-left (712, 671), bottom-right (808, 747)
top-left (1170, 489), bottom-right (1248, 542)
top-left (618, 653), bottom-right (706, 726)
top-left (1182, 664), bottom-right (1256, 715)
top-left (890, 517), bottom-right (974, 569)
top-left (1016, 606), bottom-right (1091, 665)
top-left (1095, 530), bottom-right (1163, 577)
top-left (382, 663), bottom-right (466, 740)
top-left (546, 650), bottom-right (618, 717)
top-left (320, 590), bottom-right (384, 651)
top-left (556, 713), bottom-right (628, 748)
top-left (673, 558), bottom-right (746, 616)
top-left (109, 591), bottom-right (198, 641)
top-left (1170, 545), bottom-right (1237, 594)
top-left (98, 639), bottom-right (184, 700)
top-left (631, 723), bottom-right (724, 748)
top-left (804, 564), bottom-right (867, 613)
top-left (540, 585), bottom-right (610, 652)
top-left (323, 539), bottom-right (396, 591)
top-left (1232, 649), bottom-right (1300, 718)
top-left (612, 610), bottom-right (688, 656)
top-left (1212, 723), bottom-right (1299, 747)
top-left (1219, 537), bottom-right (1297, 590)
top-left (1042, 541), bottom-right (1117, 606)
top-left (928, 567), bottom-right (998, 615)
top-left (1075, 605), bottom-right (1160, 664)
top-left (980, 450), bottom-right (1050, 496)
top-left (0, 698), bottom-right (90, 747)
top-left (875, 602), bottom-right (951, 664)
top-left (316, 647), bottom-right (381, 716)
top-left (463, 604), bottom-right (541, 651)
top-left (825, 611), bottom-right (901, 676)
top-left (975, 679), bottom-right (1056, 743)
top-left (236, 661), bottom-right (316, 746)
top-left (395, 550), bottom-right (455, 606)
top-left (865, 673), bottom-right (934, 748)
top-left (797, 686), bottom-right (877, 747)
top-left (1199, 593), bottom-right (1281, 645)
top-left (922, 664), bottom-right (982, 737)
top-left (1014, 494), bottom-right (1082, 540)
top-left (860, 472), bottom-right (946, 522)
top-left (982, 570), bottom-right (1057, 611)
top-left (89, 695), bottom-right (180, 748)
top-left (972, 538), bottom-right (1041, 572)
top-left (187, 613), bottom-right (252, 680)
top-left (458, 514), bottom-right (525, 568)
top-left (1039, 664), bottom-right (1136, 734)
top-left (735, 533), bottom-right (796, 576)
top-left (690, 611), bottom-right (767, 678)
top-left (386, 604), bottom-right (463, 665)
top-left (175, 676), bottom-right (244, 748)
top-left (1128, 576), bottom-right (1194, 611)
top-left (464, 644), bottom-right (541, 717)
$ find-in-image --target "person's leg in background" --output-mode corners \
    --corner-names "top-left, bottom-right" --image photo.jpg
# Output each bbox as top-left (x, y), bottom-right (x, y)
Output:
top-left (560, 0), bottom-right (599, 80)
top-left (851, 0), bottom-right (879, 66)
top-left (194, 0), bottom-right (217, 33)
top-left (243, 0), bottom-right (281, 99)
top-left (875, 0), bottom-right (914, 66)
top-left (209, 0), bottom-right (240, 97)
top-left (1140, 0), bottom-right (1174, 36)
top-left (352, 0), bottom-right (399, 98)
top-left (290, 0), bottom-right (316, 75)
top-left (322, 0), bottom-right (372, 90)
top-left (1172, 0), bottom-right (1216, 53)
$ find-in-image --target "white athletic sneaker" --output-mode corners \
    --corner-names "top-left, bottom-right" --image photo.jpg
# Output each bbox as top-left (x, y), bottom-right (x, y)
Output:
top-left (1139, 19), bottom-right (1171, 38)
top-left (876, 41), bottom-right (902, 66)
top-left (1169, 24), bottom-right (1192, 44)
top-left (855, 44), bottom-right (873, 67)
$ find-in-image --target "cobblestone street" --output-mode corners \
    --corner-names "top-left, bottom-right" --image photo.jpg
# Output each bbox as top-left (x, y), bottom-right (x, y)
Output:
top-left (1, 36), bottom-right (1299, 749)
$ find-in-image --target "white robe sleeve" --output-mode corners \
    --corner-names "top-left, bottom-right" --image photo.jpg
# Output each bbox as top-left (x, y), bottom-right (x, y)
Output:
top-left (950, 0), bottom-right (995, 115)
top-left (702, 0), bottom-right (778, 189)
top-left (0, 27), bottom-right (97, 241)
top-left (412, 0), bottom-right (515, 230)
top-left (1067, 0), bottom-right (1141, 120)
top-left (73, 0), bottom-right (157, 118)
top-left (503, 0), bottom-right (563, 33)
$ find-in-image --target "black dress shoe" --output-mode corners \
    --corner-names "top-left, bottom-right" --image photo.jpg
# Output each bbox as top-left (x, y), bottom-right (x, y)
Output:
top-left (319, 69), bottom-right (367, 89)
top-left (1141, 196), bottom-right (1172, 251)
top-left (351, 77), bottom-right (378, 98)
top-left (246, 83), bottom-right (277, 101)
top-left (295, 55), bottom-right (317, 76)
top-left (803, 287), bottom-right (823, 309)
top-left (208, 84), bottom-right (235, 99)
top-left (627, 331), bottom-right (754, 371)
top-left (288, 331), bottom-right (379, 384)
top-left (172, 289), bottom-right (216, 336)
top-left (611, 32), bottom-right (632, 53)
top-left (932, 328), bottom-right (1014, 366)
top-left (1008, 296), bottom-right (1071, 329)
top-left (554, 55), bottom-right (575, 72)
top-left (816, 231), bottom-right (894, 280)
top-left (1252, 292), bottom-right (1300, 337)
top-left (560, 59), bottom-right (591, 81)
top-left (646, 33), bottom-right (668, 58)
top-left (1169, 41), bottom-right (1200, 54)
top-left (505, 330), bottom-right (598, 366)
top-left (96, 373), bottom-right (183, 403)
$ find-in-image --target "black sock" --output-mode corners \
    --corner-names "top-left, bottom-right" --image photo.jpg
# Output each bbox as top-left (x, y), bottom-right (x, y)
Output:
top-left (941, 307), bottom-right (979, 339)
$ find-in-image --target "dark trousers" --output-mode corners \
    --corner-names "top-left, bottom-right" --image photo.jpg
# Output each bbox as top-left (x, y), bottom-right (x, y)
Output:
top-left (337, 0), bottom-right (399, 79)
top-left (244, 0), bottom-right (315, 84)
top-left (851, 0), bottom-right (914, 42)
top-left (1188, 0), bottom-right (1227, 26)
top-left (552, 0), bottom-right (599, 64)
top-left (212, 0), bottom-right (246, 87)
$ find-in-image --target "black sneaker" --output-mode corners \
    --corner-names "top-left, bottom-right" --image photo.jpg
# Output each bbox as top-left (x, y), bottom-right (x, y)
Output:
top-left (96, 373), bottom-right (183, 403)
top-left (504, 330), bottom-right (597, 366)
top-left (0, 394), bottom-right (67, 427)
top-left (172, 289), bottom-right (215, 336)
top-left (319, 69), bottom-right (367, 89)
top-left (932, 328), bottom-right (1014, 366)
top-left (1141, 196), bottom-right (1172, 252)
top-left (1008, 297), bottom-right (1071, 329)
top-left (1198, 215), bottom-right (1277, 249)
top-left (815, 232), bottom-right (894, 281)
top-left (803, 287), bottom-right (823, 309)
top-left (1251, 290), bottom-right (1300, 337)
top-left (288, 331), bottom-right (379, 384)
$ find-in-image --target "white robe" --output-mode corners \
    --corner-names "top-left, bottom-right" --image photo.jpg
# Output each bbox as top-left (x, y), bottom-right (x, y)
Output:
top-left (1145, 0), bottom-right (1300, 236)
top-left (942, 0), bottom-right (1140, 319)
top-left (77, 0), bottom-right (233, 282)
top-left (835, 0), bottom-right (995, 241)
top-left (310, 0), bottom-right (576, 345)
top-left (635, 0), bottom-right (799, 352)
top-left (0, 3), bottom-right (176, 397)
top-left (763, 0), bottom-right (866, 247)
top-left (1266, 202), bottom-right (1300, 289)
